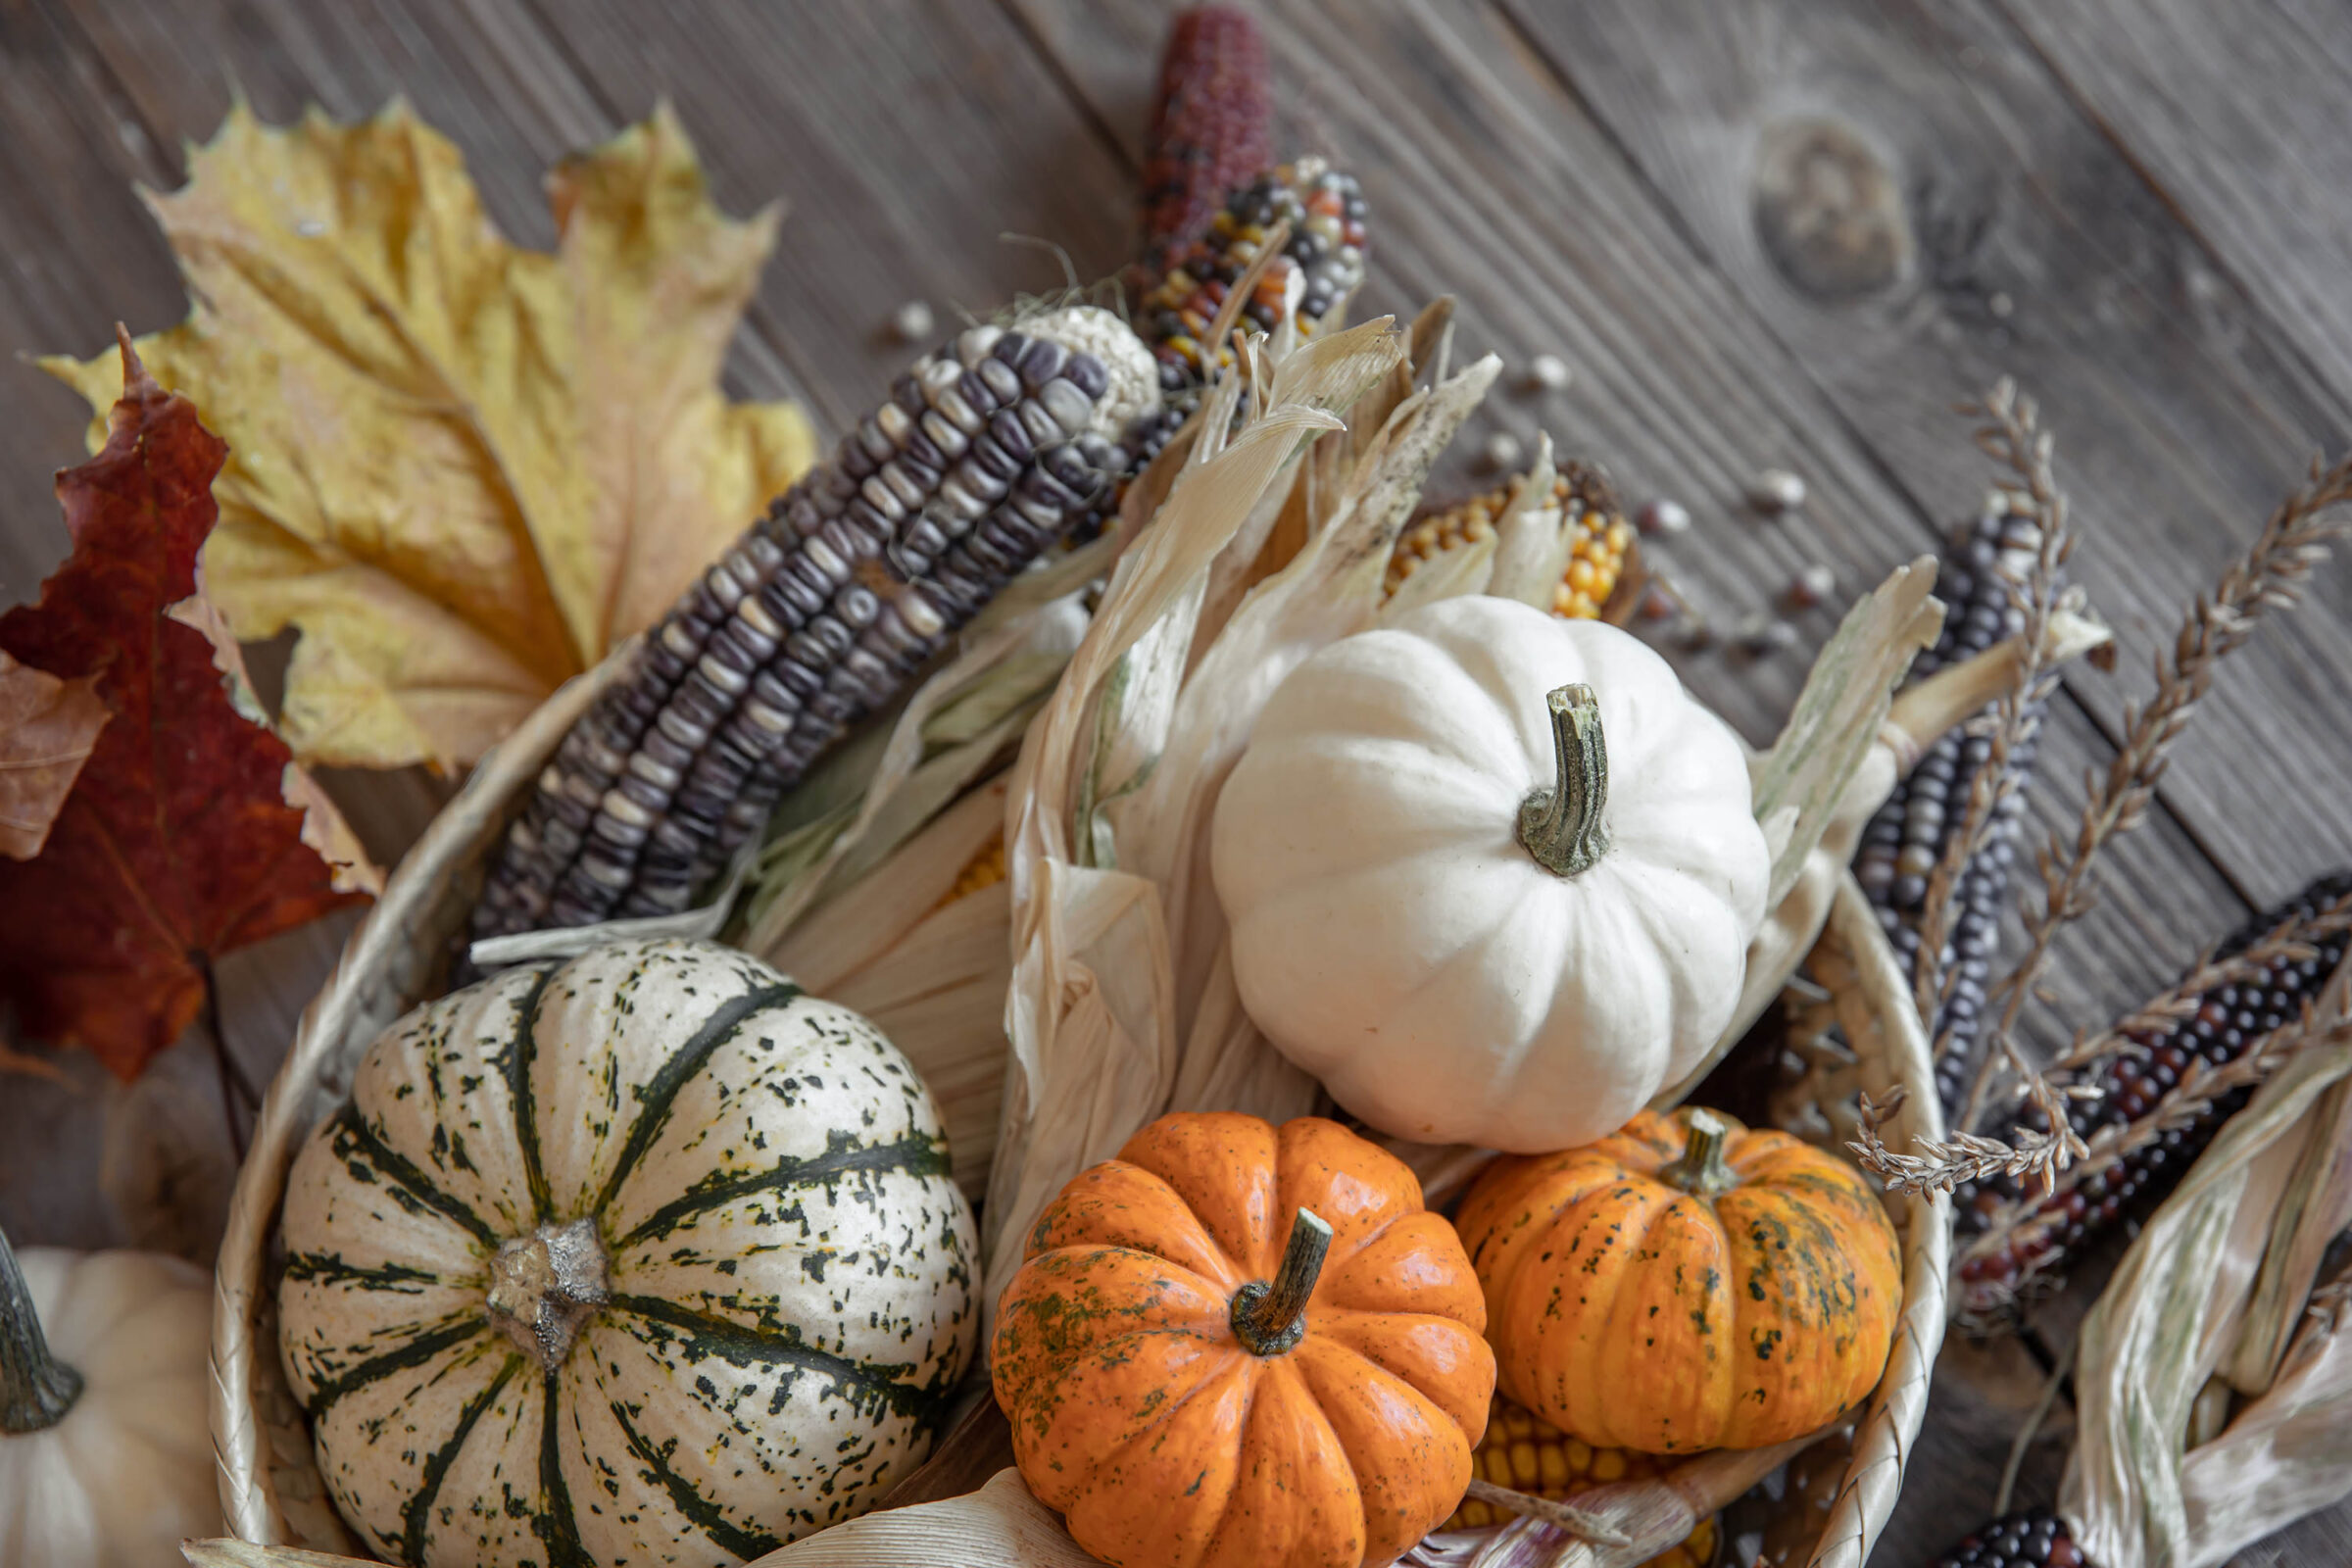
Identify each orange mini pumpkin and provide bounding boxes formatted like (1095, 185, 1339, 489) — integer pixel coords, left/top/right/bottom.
(1454, 1106, 1900, 1454)
(993, 1112, 1495, 1568)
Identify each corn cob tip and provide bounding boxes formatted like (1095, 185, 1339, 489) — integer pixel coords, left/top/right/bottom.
(1141, 5, 1273, 273)
(1012, 304, 1160, 437)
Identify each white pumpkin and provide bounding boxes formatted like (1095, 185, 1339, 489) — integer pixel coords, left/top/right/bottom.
(1211, 595, 1771, 1152)
(0, 1237, 219, 1568)
(277, 938, 979, 1568)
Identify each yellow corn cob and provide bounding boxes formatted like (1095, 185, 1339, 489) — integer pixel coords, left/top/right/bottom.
(1386, 466, 1636, 620)
(937, 830, 1008, 909)
(1446, 1399, 1718, 1568)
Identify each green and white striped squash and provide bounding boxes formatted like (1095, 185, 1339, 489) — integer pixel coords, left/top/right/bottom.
(276, 938, 978, 1568)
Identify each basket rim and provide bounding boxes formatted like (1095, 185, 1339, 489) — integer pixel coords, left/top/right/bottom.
(208, 651, 624, 1547)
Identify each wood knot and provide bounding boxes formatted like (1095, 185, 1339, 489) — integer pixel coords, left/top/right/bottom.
(1752, 119, 1912, 300)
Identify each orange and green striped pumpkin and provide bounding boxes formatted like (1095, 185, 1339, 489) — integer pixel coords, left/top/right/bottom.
(1453, 1106, 1900, 1455)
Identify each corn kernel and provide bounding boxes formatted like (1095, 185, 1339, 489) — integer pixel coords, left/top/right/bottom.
(1537, 1442, 1569, 1490)
(1385, 469, 1632, 619)
(1442, 1397, 1716, 1566)
(1509, 1440, 1540, 1486)
(937, 832, 1007, 909)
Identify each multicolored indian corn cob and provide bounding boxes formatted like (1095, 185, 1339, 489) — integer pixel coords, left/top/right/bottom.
(1853, 501, 2047, 1121)
(1953, 869, 2352, 1306)
(1927, 1506, 2092, 1568)
(1445, 1399, 1718, 1567)
(1138, 162, 1371, 396)
(1386, 464, 1636, 619)
(1139, 6, 1272, 277)
(469, 308, 1159, 942)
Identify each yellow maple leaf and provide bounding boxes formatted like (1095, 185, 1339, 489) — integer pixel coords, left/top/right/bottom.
(46, 100, 815, 770)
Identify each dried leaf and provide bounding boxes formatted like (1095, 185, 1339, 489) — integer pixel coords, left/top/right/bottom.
(164, 590, 381, 896)
(1648, 564, 1940, 1108)
(2225, 1076, 2352, 1393)
(45, 102, 815, 770)
(2176, 1277, 2352, 1562)
(1658, 574, 2111, 1115)
(758, 780, 1010, 997)
(1481, 435, 1573, 610)
(0, 650, 107, 859)
(738, 588, 1092, 952)
(0, 343, 371, 1080)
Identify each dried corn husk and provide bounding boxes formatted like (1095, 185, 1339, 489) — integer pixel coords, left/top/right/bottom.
(738, 562, 1099, 948)
(988, 313, 1502, 1312)
(1400, 1431, 1821, 1568)
(460, 536, 1099, 976)
(2061, 975, 2352, 1568)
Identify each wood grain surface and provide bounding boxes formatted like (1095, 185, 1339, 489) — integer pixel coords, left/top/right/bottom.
(2, 2, 2346, 1562)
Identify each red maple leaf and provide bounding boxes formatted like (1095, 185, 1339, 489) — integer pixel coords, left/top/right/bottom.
(0, 336, 373, 1080)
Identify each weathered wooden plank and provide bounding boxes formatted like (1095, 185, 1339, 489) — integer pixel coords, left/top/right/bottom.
(1503, 0, 2352, 916)
(0, 3, 184, 596)
(55, 0, 820, 411)
(484, 0, 1142, 434)
(1006, 5, 2330, 1560)
(1009, 0, 2245, 1047)
(2003, 0, 2352, 416)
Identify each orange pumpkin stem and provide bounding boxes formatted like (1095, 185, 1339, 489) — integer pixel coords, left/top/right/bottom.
(1517, 683, 1611, 877)
(0, 1227, 81, 1435)
(1659, 1109, 1738, 1198)
(1230, 1206, 1333, 1355)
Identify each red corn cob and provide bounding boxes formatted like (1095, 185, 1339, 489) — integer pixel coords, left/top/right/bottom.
(1139, 6, 1272, 278)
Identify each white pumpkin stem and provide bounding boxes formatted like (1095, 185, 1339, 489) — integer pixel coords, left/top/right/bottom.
(0, 1228, 82, 1434)
(1230, 1207, 1333, 1356)
(485, 1217, 612, 1371)
(1517, 683, 1611, 877)
(1661, 1109, 1739, 1198)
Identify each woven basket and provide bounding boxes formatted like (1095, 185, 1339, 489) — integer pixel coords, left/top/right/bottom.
(209, 651, 624, 1547)
(209, 657, 1947, 1565)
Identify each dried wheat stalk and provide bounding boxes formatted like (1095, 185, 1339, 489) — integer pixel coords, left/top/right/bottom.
(1851, 1083, 2079, 1196)
(1855, 391, 2352, 1195)
(2046, 891, 2352, 1076)
(1910, 382, 2071, 1074)
(1951, 979, 2352, 1284)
